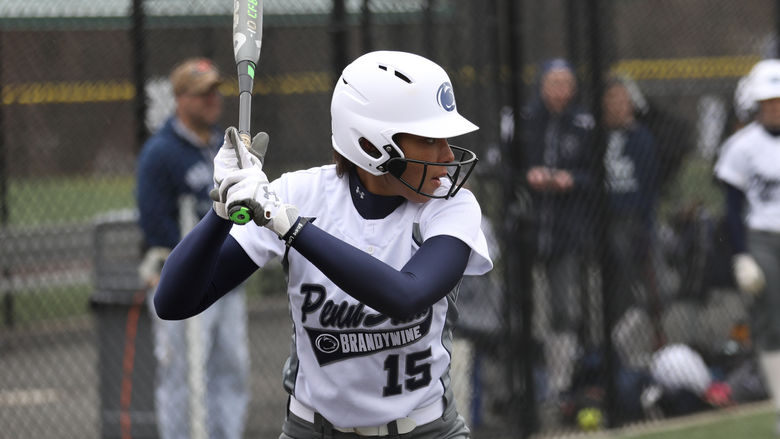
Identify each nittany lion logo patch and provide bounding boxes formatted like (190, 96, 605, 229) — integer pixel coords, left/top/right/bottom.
(436, 82, 456, 112)
(315, 334, 340, 354)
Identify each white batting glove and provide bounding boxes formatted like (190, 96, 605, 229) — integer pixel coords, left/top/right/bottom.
(138, 246, 171, 288)
(732, 253, 766, 295)
(210, 126, 269, 220)
(222, 171, 300, 235)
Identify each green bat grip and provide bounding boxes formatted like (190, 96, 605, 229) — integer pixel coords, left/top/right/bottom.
(228, 206, 252, 225)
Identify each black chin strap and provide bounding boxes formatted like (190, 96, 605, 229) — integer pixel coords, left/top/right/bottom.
(378, 144, 407, 177)
(386, 158, 408, 178)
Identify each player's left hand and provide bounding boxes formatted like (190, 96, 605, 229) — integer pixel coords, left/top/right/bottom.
(211, 127, 269, 219)
(138, 246, 172, 288)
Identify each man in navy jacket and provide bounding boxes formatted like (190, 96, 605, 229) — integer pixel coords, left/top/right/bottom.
(136, 58, 249, 439)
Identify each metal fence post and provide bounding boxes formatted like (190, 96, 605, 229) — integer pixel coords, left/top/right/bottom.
(331, 0, 349, 75)
(566, 0, 580, 72)
(777, 0, 780, 58)
(361, 0, 372, 54)
(423, 0, 436, 58)
(505, 0, 537, 436)
(587, 0, 619, 430)
(0, 29, 12, 330)
(132, 0, 148, 153)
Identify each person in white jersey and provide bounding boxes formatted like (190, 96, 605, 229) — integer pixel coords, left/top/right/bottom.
(715, 58, 780, 436)
(153, 50, 493, 438)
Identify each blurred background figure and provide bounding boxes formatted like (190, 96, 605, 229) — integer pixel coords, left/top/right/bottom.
(136, 57, 250, 439)
(648, 343, 729, 416)
(519, 58, 597, 397)
(715, 58, 780, 436)
(601, 75, 663, 345)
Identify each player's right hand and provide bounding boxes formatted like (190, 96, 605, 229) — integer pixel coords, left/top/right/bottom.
(211, 126, 269, 220)
(732, 253, 765, 295)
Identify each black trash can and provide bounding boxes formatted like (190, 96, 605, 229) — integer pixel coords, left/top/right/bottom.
(89, 209, 158, 439)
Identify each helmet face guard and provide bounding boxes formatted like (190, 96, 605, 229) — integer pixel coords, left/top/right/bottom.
(382, 145, 478, 199)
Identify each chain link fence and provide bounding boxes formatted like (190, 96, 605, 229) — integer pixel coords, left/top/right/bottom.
(0, 0, 777, 438)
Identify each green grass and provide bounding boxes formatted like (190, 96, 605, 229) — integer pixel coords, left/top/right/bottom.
(614, 404, 776, 439)
(0, 174, 286, 328)
(1, 175, 133, 326)
(0, 284, 92, 326)
(7, 175, 135, 226)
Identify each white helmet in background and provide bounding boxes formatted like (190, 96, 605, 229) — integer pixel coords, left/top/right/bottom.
(733, 73, 757, 123)
(331, 50, 479, 198)
(732, 59, 780, 123)
(650, 344, 712, 396)
(747, 59, 780, 102)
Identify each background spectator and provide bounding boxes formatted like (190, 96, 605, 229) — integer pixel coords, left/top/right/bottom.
(518, 58, 598, 396)
(136, 57, 250, 439)
(601, 75, 663, 343)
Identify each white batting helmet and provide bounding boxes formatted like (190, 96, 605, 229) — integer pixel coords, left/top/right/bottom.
(330, 51, 479, 198)
(748, 59, 780, 102)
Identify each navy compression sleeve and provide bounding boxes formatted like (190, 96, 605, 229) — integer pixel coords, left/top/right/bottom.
(290, 222, 471, 320)
(156, 211, 472, 321)
(154, 209, 258, 320)
(724, 183, 747, 254)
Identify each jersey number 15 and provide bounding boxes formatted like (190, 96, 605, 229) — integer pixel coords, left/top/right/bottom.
(382, 348, 432, 397)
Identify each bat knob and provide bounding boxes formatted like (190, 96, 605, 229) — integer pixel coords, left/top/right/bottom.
(228, 206, 252, 225)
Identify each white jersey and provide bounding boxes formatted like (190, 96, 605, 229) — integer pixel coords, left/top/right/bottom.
(715, 122, 780, 233)
(230, 164, 492, 427)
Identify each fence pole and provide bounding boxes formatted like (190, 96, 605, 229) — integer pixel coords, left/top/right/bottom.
(131, 0, 148, 152)
(331, 0, 349, 75)
(587, 0, 619, 429)
(0, 30, 12, 330)
(360, 0, 372, 54)
(504, 0, 537, 436)
(777, 0, 780, 58)
(566, 0, 580, 71)
(423, 0, 436, 58)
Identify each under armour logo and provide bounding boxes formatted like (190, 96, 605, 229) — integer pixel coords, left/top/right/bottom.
(355, 185, 365, 200)
(262, 185, 281, 206)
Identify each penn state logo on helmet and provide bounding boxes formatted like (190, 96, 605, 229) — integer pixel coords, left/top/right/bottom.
(436, 82, 456, 112)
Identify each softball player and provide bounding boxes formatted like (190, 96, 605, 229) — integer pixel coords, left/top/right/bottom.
(153, 51, 493, 438)
(715, 58, 780, 434)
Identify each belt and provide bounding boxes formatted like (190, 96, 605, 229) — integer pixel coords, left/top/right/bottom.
(288, 395, 444, 436)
